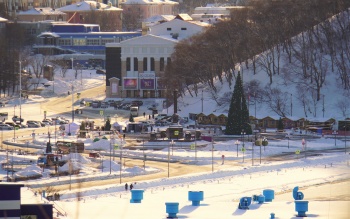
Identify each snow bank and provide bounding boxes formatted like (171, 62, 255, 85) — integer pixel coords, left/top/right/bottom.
(62, 153, 91, 164)
(15, 164, 42, 177)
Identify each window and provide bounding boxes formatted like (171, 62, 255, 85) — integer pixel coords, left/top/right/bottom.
(167, 28, 172, 31)
(160, 58, 164, 71)
(86, 39, 99, 45)
(134, 58, 138, 71)
(150, 58, 155, 71)
(143, 57, 147, 71)
(167, 57, 171, 64)
(73, 38, 86, 46)
(181, 27, 187, 30)
(126, 58, 131, 71)
(101, 39, 114, 45)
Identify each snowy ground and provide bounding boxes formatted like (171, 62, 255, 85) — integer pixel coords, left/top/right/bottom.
(0, 67, 349, 219)
(1, 133, 349, 219)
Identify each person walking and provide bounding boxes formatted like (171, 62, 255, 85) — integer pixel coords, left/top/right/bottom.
(130, 183, 134, 190)
(143, 112, 146, 118)
(125, 183, 128, 191)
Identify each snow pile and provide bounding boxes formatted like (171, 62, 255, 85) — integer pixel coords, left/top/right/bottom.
(59, 160, 84, 172)
(62, 153, 91, 164)
(100, 160, 121, 171)
(86, 139, 111, 151)
(15, 164, 42, 177)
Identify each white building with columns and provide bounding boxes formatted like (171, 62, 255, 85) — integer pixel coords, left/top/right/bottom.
(105, 17, 210, 98)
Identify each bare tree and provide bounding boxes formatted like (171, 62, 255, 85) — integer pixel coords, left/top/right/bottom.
(262, 86, 289, 117)
(336, 99, 349, 117)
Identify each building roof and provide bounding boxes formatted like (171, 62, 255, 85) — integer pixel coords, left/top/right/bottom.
(144, 14, 175, 23)
(18, 7, 66, 15)
(174, 14, 193, 21)
(58, 1, 122, 12)
(120, 34, 178, 45)
(121, 0, 178, 5)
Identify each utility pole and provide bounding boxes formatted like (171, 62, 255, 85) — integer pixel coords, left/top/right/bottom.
(19, 61, 22, 125)
(201, 90, 203, 113)
(290, 93, 293, 117)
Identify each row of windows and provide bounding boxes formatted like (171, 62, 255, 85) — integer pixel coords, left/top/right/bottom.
(166, 27, 187, 31)
(56, 37, 125, 46)
(126, 57, 171, 72)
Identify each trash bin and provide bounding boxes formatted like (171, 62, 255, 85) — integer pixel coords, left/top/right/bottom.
(150, 132, 156, 141)
(185, 132, 191, 140)
(195, 130, 201, 140)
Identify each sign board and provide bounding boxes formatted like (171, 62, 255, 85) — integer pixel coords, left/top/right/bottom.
(174, 131, 179, 136)
(295, 150, 301, 155)
(190, 144, 195, 150)
(241, 147, 246, 152)
(114, 144, 119, 149)
(100, 110, 103, 116)
(0, 112, 8, 121)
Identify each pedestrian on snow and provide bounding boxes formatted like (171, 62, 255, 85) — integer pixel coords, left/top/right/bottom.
(149, 115, 151, 120)
(130, 183, 134, 190)
(125, 183, 128, 191)
(143, 112, 146, 118)
(123, 134, 126, 139)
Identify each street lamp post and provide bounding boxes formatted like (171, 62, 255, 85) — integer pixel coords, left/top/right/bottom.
(170, 140, 175, 155)
(211, 135, 214, 172)
(302, 138, 306, 159)
(110, 135, 114, 174)
(19, 61, 22, 125)
(332, 131, 338, 146)
(344, 126, 347, 154)
(241, 130, 246, 148)
(235, 140, 240, 157)
(120, 138, 123, 184)
(253, 130, 259, 166)
(168, 140, 170, 178)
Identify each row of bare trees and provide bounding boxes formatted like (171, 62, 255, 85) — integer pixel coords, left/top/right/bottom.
(162, 0, 350, 117)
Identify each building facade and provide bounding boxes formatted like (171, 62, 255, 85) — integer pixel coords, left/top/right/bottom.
(105, 18, 209, 98)
(120, 0, 179, 21)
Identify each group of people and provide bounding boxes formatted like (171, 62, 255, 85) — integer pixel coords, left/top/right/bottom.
(124, 182, 136, 191)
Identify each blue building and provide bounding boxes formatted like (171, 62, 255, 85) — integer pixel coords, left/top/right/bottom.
(0, 183, 53, 219)
(32, 23, 142, 68)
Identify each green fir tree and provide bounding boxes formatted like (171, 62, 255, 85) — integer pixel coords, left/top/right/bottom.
(225, 72, 252, 135)
(277, 117, 284, 131)
(104, 118, 111, 131)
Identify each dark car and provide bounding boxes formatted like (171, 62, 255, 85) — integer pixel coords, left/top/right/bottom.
(12, 116, 24, 123)
(96, 69, 106, 75)
(0, 102, 5, 107)
(131, 100, 143, 106)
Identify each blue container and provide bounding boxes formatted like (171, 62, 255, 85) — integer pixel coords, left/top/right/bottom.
(263, 189, 275, 202)
(165, 202, 179, 218)
(293, 186, 304, 200)
(188, 191, 204, 206)
(258, 195, 265, 204)
(295, 200, 309, 217)
(270, 212, 275, 219)
(130, 189, 144, 203)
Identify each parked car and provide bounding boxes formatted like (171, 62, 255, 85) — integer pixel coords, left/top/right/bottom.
(131, 100, 143, 106)
(12, 116, 24, 123)
(0, 102, 5, 107)
(26, 121, 41, 128)
(0, 124, 14, 130)
(96, 69, 106, 75)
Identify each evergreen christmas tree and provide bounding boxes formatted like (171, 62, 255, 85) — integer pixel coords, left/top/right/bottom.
(129, 113, 134, 122)
(225, 72, 252, 135)
(105, 118, 111, 131)
(277, 117, 284, 131)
